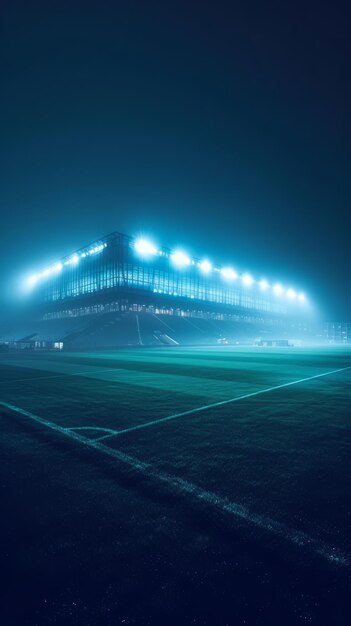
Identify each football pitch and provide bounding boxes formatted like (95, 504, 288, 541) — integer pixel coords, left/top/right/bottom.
(0, 346, 350, 625)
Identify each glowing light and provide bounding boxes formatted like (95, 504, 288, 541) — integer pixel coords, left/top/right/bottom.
(52, 262, 63, 273)
(221, 267, 237, 281)
(259, 279, 269, 291)
(22, 233, 308, 308)
(87, 243, 106, 256)
(171, 250, 191, 266)
(273, 283, 284, 296)
(199, 260, 212, 273)
(242, 273, 254, 286)
(65, 254, 79, 266)
(135, 238, 158, 257)
(27, 274, 39, 287)
(26, 260, 62, 288)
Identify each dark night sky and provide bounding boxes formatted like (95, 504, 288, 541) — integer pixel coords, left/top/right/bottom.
(1, 0, 350, 320)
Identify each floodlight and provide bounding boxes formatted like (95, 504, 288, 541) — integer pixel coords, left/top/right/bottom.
(242, 273, 254, 286)
(287, 288, 297, 299)
(298, 292, 305, 301)
(221, 267, 237, 280)
(273, 283, 283, 295)
(259, 279, 269, 291)
(88, 243, 105, 256)
(199, 260, 212, 273)
(52, 262, 63, 273)
(134, 238, 158, 257)
(27, 274, 39, 287)
(171, 250, 191, 266)
(67, 254, 79, 266)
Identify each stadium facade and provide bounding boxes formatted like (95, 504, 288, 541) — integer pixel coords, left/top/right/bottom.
(9, 231, 314, 349)
(28, 231, 307, 319)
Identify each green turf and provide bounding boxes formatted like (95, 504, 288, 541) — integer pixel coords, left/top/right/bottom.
(0, 345, 350, 625)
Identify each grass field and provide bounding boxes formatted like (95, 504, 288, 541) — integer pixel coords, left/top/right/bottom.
(0, 346, 350, 625)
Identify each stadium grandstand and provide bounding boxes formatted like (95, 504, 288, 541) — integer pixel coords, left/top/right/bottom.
(2, 231, 316, 350)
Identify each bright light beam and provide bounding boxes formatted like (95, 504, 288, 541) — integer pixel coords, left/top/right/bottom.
(221, 267, 237, 281)
(273, 283, 284, 296)
(171, 250, 191, 266)
(134, 238, 158, 257)
(259, 279, 269, 291)
(242, 273, 254, 286)
(27, 274, 39, 288)
(199, 260, 212, 273)
(65, 254, 80, 266)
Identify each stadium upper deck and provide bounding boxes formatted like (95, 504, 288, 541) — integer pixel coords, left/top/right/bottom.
(25, 231, 309, 321)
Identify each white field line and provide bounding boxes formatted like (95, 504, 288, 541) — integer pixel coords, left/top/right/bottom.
(0, 399, 348, 567)
(97, 365, 351, 439)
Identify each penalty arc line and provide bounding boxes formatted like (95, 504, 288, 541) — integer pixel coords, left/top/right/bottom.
(0, 399, 349, 567)
(97, 365, 351, 440)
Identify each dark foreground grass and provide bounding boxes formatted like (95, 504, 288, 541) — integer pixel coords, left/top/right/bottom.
(0, 346, 350, 625)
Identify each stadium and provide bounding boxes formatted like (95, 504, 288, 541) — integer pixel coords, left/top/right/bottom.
(0, 231, 350, 626)
(1, 0, 350, 623)
(4, 230, 314, 350)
